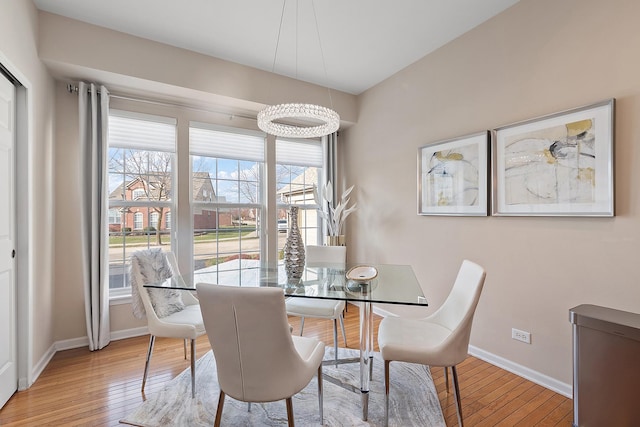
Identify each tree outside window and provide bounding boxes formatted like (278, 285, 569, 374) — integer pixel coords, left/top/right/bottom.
(107, 111, 176, 294)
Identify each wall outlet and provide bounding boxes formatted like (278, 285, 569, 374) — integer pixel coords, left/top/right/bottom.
(512, 328, 531, 344)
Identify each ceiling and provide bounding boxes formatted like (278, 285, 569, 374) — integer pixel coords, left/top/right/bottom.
(33, 0, 519, 96)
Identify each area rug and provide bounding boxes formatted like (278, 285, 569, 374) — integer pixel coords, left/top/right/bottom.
(120, 348, 445, 426)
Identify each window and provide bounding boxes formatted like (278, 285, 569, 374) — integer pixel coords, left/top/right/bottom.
(105, 105, 327, 299)
(150, 212, 159, 229)
(108, 209, 120, 225)
(107, 110, 176, 296)
(276, 138, 323, 255)
(190, 123, 264, 285)
(132, 188, 145, 199)
(133, 212, 143, 230)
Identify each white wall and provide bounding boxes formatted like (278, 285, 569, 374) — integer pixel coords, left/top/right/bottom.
(0, 0, 56, 382)
(343, 0, 640, 387)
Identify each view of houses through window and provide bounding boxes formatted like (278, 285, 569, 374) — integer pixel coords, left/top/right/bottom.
(107, 111, 324, 296)
(107, 111, 176, 296)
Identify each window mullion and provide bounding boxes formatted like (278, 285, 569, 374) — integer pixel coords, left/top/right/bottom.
(264, 134, 277, 270)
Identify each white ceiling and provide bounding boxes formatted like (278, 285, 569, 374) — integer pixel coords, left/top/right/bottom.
(33, 0, 518, 95)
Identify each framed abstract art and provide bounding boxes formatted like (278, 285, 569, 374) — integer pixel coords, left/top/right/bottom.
(418, 131, 489, 216)
(492, 99, 614, 216)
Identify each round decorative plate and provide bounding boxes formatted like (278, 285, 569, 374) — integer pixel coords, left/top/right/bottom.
(346, 265, 378, 282)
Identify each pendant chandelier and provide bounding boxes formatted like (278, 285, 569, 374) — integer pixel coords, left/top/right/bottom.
(257, 0, 340, 139)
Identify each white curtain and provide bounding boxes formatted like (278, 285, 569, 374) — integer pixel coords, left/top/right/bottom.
(325, 131, 339, 204)
(79, 82, 111, 351)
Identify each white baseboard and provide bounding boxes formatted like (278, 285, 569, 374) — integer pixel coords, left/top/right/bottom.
(54, 327, 149, 352)
(27, 343, 56, 390)
(373, 307, 573, 399)
(110, 326, 149, 341)
(372, 305, 395, 318)
(468, 345, 572, 398)
(55, 336, 89, 351)
(24, 327, 150, 391)
(33, 316, 574, 400)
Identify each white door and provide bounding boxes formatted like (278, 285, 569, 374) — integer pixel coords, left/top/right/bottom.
(0, 72, 17, 409)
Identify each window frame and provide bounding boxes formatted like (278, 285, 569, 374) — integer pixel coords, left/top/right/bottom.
(107, 109, 177, 300)
(105, 104, 328, 300)
(189, 123, 267, 285)
(275, 137, 325, 248)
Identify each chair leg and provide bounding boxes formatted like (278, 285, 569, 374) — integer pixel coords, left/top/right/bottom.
(451, 365, 464, 427)
(248, 402, 252, 412)
(384, 360, 390, 427)
(183, 339, 188, 360)
(444, 366, 449, 393)
(141, 335, 155, 392)
(333, 319, 339, 364)
(370, 355, 374, 381)
(214, 391, 225, 427)
(286, 397, 295, 427)
(190, 339, 196, 398)
(339, 313, 347, 347)
(317, 364, 323, 423)
(299, 317, 305, 335)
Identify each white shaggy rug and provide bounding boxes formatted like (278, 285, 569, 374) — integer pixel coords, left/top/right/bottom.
(120, 348, 445, 426)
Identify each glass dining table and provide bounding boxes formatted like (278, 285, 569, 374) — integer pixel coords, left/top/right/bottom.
(144, 262, 428, 421)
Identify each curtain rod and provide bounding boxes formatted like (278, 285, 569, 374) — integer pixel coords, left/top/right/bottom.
(66, 83, 257, 122)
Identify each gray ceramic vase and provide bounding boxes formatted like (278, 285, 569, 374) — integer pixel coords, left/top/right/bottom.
(283, 206, 305, 281)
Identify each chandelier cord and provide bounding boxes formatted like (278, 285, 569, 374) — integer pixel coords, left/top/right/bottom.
(295, 0, 299, 79)
(257, 0, 340, 138)
(311, 0, 334, 110)
(269, 0, 288, 75)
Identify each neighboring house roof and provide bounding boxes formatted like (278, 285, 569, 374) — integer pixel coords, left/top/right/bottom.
(192, 171, 216, 201)
(109, 171, 216, 201)
(277, 167, 318, 197)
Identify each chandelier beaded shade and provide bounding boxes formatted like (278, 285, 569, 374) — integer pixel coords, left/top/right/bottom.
(258, 103, 339, 138)
(257, 0, 339, 139)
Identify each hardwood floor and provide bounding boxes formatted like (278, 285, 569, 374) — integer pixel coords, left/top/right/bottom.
(0, 305, 572, 426)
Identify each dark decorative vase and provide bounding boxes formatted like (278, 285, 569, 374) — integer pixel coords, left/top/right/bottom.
(283, 206, 305, 281)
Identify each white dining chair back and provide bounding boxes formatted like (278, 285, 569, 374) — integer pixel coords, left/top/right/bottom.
(423, 260, 486, 366)
(131, 249, 205, 398)
(305, 245, 347, 265)
(378, 259, 486, 427)
(197, 284, 325, 427)
(286, 245, 348, 362)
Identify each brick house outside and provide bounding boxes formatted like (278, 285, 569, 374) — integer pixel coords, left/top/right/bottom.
(108, 172, 228, 233)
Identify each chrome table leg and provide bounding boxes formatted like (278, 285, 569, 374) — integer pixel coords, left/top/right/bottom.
(359, 283, 372, 421)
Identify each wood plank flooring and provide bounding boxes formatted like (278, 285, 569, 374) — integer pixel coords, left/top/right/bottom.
(0, 305, 572, 426)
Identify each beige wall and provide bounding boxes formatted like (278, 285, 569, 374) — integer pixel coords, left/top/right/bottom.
(52, 83, 91, 340)
(343, 0, 640, 387)
(35, 0, 640, 391)
(37, 11, 358, 125)
(40, 10, 360, 340)
(0, 0, 56, 376)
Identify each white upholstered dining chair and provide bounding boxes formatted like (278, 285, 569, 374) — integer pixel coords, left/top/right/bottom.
(130, 249, 205, 398)
(377, 259, 486, 427)
(196, 283, 325, 427)
(285, 245, 347, 362)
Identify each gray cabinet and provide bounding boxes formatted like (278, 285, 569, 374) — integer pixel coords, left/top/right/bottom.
(570, 304, 640, 427)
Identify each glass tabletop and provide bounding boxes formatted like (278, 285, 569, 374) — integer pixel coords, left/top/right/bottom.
(144, 263, 428, 307)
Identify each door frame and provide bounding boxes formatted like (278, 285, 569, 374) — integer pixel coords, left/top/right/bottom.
(0, 54, 33, 391)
